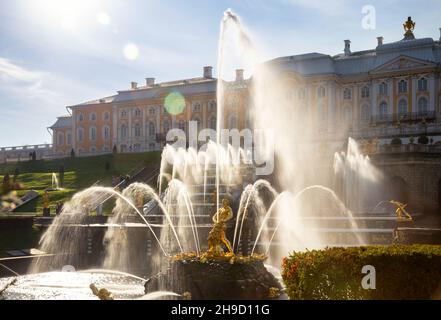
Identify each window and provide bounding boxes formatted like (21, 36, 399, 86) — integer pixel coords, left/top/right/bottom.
(77, 113, 84, 122)
(90, 147, 96, 153)
(379, 101, 388, 119)
(57, 133, 64, 146)
(343, 107, 352, 122)
(163, 120, 170, 133)
(103, 126, 110, 140)
(89, 113, 97, 121)
(418, 78, 428, 92)
(193, 103, 201, 112)
(178, 120, 186, 131)
(90, 126, 97, 141)
(398, 80, 408, 94)
(210, 117, 217, 130)
(228, 114, 238, 129)
(134, 108, 141, 117)
(361, 104, 370, 121)
(134, 123, 141, 137)
(148, 122, 155, 136)
(121, 110, 127, 118)
(317, 86, 326, 98)
(379, 82, 388, 95)
(77, 128, 84, 142)
(361, 86, 370, 98)
(103, 112, 110, 121)
(418, 97, 428, 115)
(343, 88, 352, 100)
(398, 99, 408, 116)
(121, 125, 128, 139)
(209, 101, 216, 111)
(149, 107, 156, 116)
(67, 132, 72, 145)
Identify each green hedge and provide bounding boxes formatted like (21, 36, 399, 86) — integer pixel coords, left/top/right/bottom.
(282, 245, 441, 300)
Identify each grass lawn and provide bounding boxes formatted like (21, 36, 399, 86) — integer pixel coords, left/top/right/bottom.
(0, 151, 161, 214)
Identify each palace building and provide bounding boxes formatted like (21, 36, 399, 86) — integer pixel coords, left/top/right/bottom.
(48, 18, 441, 159)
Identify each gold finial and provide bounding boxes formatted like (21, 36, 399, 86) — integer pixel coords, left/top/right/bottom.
(403, 16, 415, 40)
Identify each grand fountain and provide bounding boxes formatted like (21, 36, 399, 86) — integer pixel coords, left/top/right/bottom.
(0, 10, 390, 300)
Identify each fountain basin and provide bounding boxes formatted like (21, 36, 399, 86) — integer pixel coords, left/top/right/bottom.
(145, 255, 283, 300)
(0, 271, 146, 300)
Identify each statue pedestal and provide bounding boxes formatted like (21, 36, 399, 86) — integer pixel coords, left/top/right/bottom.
(145, 255, 283, 300)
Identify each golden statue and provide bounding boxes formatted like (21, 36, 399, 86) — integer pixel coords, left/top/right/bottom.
(205, 198, 234, 257)
(43, 191, 50, 209)
(403, 17, 415, 39)
(90, 283, 114, 300)
(390, 200, 413, 222)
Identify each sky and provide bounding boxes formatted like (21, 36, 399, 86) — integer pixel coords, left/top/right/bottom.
(0, 0, 440, 147)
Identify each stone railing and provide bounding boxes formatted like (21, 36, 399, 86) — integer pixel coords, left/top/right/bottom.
(0, 144, 53, 163)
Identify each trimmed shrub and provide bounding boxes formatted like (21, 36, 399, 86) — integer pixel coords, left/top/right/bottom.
(390, 137, 402, 145)
(282, 245, 441, 300)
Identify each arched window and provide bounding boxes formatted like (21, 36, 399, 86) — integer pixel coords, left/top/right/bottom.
(163, 120, 170, 133)
(149, 122, 155, 136)
(89, 113, 97, 121)
(57, 132, 64, 146)
(228, 114, 238, 129)
(379, 101, 388, 119)
(121, 124, 128, 139)
(178, 120, 186, 131)
(77, 113, 84, 122)
(209, 117, 217, 130)
(209, 101, 216, 111)
(398, 99, 408, 117)
(193, 103, 201, 112)
(343, 88, 352, 100)
(343, 106, 352, 122)
(134, 123, 141, 137)
(361, 104, 370, 121)
(398, 80, 408, 93)
(120, 110, 127, 118)
(418, 78, 428, 92)
(379, 82, 388, 95)
(66, 132, 72, 145)
(361, 86, 370, 98)
(103, 112, 110, 121)
(77, 128, 84, 142)
(317, 86, 326, 98)
(149, 107, 156, 116)
(134, 108, 141, 117)
(418, 97, 428, 115)
(103, 126, 110, 140)
(89, 126, 97, 141)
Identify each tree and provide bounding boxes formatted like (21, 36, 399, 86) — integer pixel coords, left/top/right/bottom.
(70, 148, 76, 158)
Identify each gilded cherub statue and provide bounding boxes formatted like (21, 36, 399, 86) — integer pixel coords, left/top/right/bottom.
(390, 200, 413, 222)
(90, 283, 114, 300)
(206, 198, 234, 257)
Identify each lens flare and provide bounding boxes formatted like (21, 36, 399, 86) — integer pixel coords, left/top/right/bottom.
(164, 92, 186, 115)
(123, 43, 139, 60)
(97, 12, 111, 25)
